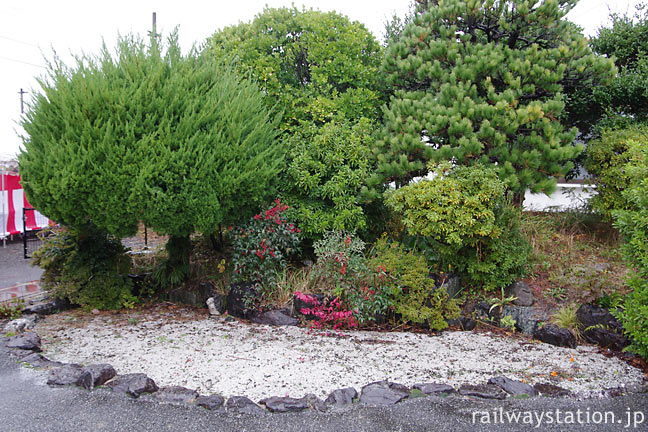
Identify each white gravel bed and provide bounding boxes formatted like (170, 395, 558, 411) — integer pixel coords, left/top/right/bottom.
(36, 308, 645, 401)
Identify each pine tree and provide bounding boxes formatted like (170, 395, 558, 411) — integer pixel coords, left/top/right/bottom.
(19, 31, 282, 282)
(370, 0, 616, 202)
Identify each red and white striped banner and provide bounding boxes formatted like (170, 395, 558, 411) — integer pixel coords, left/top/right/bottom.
(1, 172, 51, 238)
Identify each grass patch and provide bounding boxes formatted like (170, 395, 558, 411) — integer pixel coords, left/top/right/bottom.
(409, 388, 427, 398)
(521, 211, 629, 305)
(550, 304, 583, 341)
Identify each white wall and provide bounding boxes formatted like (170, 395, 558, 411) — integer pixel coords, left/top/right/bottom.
(523, 184, 596, 212)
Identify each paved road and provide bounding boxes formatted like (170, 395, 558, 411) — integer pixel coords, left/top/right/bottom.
(0, 238, 42, 289)
(1, 347, 646, 432)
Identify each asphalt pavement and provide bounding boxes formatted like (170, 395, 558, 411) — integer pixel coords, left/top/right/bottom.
(1, 346, 647, 432)
(0, 237, 42, 289)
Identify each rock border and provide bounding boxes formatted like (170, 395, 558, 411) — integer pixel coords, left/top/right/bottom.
(3, 318, 648, 416)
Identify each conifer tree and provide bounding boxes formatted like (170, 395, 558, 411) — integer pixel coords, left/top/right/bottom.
(19, 31, 282, 282)
(370, 0, 616, 202)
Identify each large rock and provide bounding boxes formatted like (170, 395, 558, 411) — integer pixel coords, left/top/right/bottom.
(325, 387, 358, 407)
(106, 373, 158, 398)
(501, 306, 548, 335)
(259, 396, 310, 413)
(22, 298, 71, 315)
(168, 282, 214, 308)
(47, 364, 84, 386)
(474, 301, 500, 323)
(3, 315, 37, 334)
(251, 310, 298, 326)
(533, 323, 577, 348)
(197, 394, 225, 411)
(533, 383, 571, 397)
(19, 353, 64, 369)
(76, 364, 117, 390)
(458, 384, 507, 400)
(506, 281, 535, 307)
(577, 304, 629, 351)
(6, 332, 41, 351)
(206, 296, 225, 316)
(441, 274, 462, 299)
(446, 317, 476, 331)
(227, 283, 260, 319)
(155, 386, 199, 404)
(488, 376, 537, 397)
(413, 383, 456, 396)
(225, 396, 266, 415)
(359, 380, 410, 406)
(302, 394, 327, 412)
(7, 348, 37, 359)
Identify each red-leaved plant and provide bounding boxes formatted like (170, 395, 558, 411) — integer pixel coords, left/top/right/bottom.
(295, 291, 358, 331)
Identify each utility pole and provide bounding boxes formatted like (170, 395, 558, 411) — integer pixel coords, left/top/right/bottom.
(148, 12, 159, 44)
(19, 88, 26, 114)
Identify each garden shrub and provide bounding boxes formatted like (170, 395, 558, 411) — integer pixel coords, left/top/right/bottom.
(585, 125, 648, 220)
(387, 164, 530, 291)
(32, 224, 136, 310)
(311, 231, 367, 296)
(231, 200, 301, 293)
(370, 237, 459, 330)
(307, 231, 459, 329)
(283, 118, 375, 241)
(310, 231, 395, 325)
(612, 137, 648, 359)
(20, 31, 284, 284)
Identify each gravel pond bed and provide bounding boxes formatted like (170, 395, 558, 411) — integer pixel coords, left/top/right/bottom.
(34, 305, 646, 401)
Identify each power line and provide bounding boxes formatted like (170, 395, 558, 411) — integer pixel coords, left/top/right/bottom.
(0, 35, 40, 49)
(0, 55, 45, 69)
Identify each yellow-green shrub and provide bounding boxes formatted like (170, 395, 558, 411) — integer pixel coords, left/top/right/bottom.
(387, 164, 529, 291)
(371, 237, 459, 330)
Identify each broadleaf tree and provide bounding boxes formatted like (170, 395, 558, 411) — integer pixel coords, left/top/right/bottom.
(19, 31, 283, 283)
(566, 3, 648, 135)
(368, 0, 616, 203)
(208, 7, 385, 239)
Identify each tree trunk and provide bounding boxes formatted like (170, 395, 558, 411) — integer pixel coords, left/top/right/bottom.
(160, 234, 192, 286)
(511, 190, 525, 208)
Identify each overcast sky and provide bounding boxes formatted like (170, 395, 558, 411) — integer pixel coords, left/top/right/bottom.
(0, 0, 644, 158)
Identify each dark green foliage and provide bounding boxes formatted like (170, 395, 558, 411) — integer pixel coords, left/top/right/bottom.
(371, 0, 615, 196)
(32, 225, 136, 310)
(617, 276, 648, 359)
(155, 235, 192, 289)
(388, 164, 529, 290)
(371, 237, 459, 330)
(567, 4, 648, 135)
(20, 31, 282, 283)
(592, 3, 648, 70)
(283, 118, 374, 239)
(584, 125, 648, 219)
(612, 137, 648, 359)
